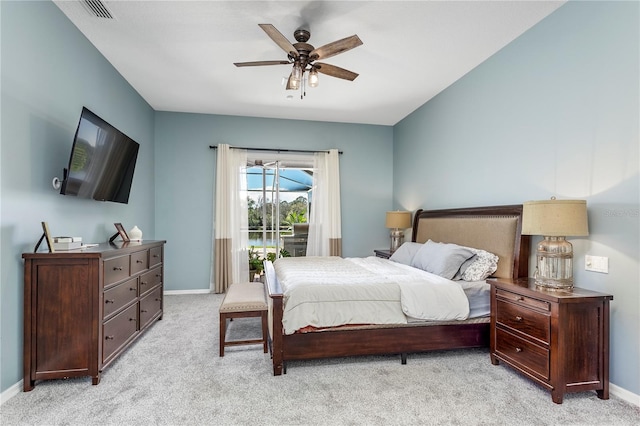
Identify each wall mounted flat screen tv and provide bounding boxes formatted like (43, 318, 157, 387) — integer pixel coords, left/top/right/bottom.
(60, 107, 139, 204)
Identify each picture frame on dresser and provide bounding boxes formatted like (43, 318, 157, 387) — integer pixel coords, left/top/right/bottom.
(33, 221, 55, 253)
(109, 222, 130, 243)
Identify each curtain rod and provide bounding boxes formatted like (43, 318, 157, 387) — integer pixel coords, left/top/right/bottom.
(209, 145, 342, 155)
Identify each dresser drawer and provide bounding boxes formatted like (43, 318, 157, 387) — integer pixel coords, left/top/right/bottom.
(130, 250, 148, 275)
(139, 266, 162, 296)
(495, 328, 549, 380)
(149, 246, 163, 267)
(140, 286, 162, 329)
(496, 288, 550, 312)
(104, 256, 130, 286)
(496, 300, 550, 344)
(103, 304, 138, 363)
(103, 277, 138, 319)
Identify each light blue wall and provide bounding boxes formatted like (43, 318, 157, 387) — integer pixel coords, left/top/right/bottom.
(1, 1, 155, 392)
(394, 1, 639, 395)
(154, 112, 393, 292)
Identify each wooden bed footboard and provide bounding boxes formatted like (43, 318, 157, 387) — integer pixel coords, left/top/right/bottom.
(264, 204, 529, 376)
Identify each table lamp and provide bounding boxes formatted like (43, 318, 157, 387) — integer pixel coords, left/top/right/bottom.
(386, 211, 412, 253)
(522, 198, 589, 290)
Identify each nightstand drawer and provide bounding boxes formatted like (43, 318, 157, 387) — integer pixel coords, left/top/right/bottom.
(496, 300, 550, 344)
(496, 288, 550, 312)
(495, 328, 549, 380)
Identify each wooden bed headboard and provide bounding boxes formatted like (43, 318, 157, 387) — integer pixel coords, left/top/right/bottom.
(411, 205, 530, 280)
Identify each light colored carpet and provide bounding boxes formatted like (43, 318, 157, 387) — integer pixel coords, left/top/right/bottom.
(1, 294, 638, 425)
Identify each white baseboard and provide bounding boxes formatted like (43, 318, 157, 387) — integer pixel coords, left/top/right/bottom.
(1, 380, 22, 406)
(163, 289, 212, 295)
(610, 383, 640, 407)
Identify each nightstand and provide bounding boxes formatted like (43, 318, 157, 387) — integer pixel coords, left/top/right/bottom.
(374, 249, 392, 259)
(488, 278, 613, 404)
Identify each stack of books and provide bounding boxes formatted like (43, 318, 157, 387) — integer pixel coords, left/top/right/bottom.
(53, 236, 83, 251)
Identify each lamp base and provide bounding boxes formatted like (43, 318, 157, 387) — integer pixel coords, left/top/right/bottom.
(533, 236, 574, 290)
(389, 229, 404, 253)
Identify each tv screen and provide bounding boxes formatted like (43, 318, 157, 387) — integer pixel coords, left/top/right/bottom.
(60, 107, 139, 204)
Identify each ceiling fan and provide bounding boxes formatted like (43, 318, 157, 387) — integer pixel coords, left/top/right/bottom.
(234, 24, 363, 98)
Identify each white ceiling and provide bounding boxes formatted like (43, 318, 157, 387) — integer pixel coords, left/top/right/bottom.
(53, 0, 565, 126)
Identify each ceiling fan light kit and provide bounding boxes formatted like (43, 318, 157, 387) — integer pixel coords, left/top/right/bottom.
(234, 24, 362, 99)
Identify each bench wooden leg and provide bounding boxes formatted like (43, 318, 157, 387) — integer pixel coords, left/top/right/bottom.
(219, 313, 227, 357)
(261, 311, 268, 353)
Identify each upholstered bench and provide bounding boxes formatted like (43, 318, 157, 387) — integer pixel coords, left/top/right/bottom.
(219, 281, 268, 357)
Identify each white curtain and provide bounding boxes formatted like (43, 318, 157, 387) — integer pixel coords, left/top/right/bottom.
(307, 149, 342, 256)
(211, 144, 249, 293)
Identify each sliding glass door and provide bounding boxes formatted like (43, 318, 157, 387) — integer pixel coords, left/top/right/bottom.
(246, 155, 313, 277)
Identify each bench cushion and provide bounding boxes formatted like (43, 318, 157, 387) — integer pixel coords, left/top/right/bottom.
(220, 282, 267, 313)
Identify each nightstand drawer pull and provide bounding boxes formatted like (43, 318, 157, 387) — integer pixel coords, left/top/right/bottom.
(517, 297, 525, 301)
(515, 347, 523, 353)
(113, 266, 123, 271)
(105, 299, 115, 304)
(105, 335, 115, 340)
(515, 316, 523, 322)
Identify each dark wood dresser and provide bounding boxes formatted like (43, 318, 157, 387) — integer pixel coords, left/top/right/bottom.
(488, 278, 612, 404)
(22, 240, 165, 390)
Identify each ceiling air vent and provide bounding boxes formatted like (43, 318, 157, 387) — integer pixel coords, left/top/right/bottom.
(83, 0, 114, 19)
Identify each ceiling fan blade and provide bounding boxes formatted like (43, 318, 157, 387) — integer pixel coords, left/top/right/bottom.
(310, 35, 362, 61)
(259, 24, 299, 58)
(314, 63, 359, 81)
(234, 60, 291, 67)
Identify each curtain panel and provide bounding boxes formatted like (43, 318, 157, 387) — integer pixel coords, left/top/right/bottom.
(307, 149, 342, 256)
(211, 144, 249, 293)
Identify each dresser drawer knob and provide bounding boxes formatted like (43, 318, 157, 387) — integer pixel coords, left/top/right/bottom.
(155, 298, 161, 302)
(129, 317, 137, 322)
(153, 254, 159, 258)
(515, 347, 523, 353)
(130, 287, 136, 291)
(105, 335, 115, 340)
(141, 281, 147, 286)
(517, 297, 525, 302)
(515, 316, 523, 322)
(141, 309, 148, 313)
(105, 299, 115, 304)
(156, 274, 161, 278)
(113, 266, 123, 271)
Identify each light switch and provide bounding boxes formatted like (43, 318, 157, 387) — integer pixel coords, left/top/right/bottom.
(585, 255, 609, 273)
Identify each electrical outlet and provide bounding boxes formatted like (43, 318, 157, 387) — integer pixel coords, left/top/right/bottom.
(585, 255, 609, 273)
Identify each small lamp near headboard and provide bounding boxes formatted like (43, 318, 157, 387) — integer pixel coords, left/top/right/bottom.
(522, 197, 589, 290)
(386, 211, 412, 253)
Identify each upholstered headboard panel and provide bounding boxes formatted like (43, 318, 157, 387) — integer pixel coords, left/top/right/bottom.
(412, 205, 529, 280)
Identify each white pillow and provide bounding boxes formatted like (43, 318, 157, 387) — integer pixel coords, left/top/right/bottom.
(389, 242, 423, 265)
(410, 240, 475, 279)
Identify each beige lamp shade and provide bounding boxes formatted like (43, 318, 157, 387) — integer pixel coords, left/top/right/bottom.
(522, 199, 589, 237)
(386, 211, 412, 229)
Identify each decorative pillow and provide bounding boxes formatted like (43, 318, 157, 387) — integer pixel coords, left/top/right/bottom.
(410, 240, 475, 279)
(453, 255, 478, 280)
(459, 247, 499, 281)
(389, 242, 423, 265)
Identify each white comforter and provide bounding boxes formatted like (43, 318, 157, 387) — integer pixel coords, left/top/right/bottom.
(273, 256, 470, 335)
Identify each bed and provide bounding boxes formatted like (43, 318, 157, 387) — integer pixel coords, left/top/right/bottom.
(264, 205, 530, 375)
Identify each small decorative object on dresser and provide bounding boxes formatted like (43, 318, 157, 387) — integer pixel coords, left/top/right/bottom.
(373, 249, 392, 259)
(129, 225, 143, 241)
(488, 277, 612, 404)
(22, 240, 165, 390)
